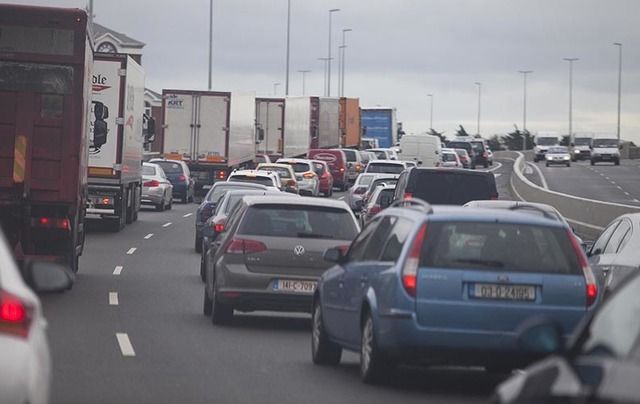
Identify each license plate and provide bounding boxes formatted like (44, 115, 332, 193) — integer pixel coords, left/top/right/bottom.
(472, 283, 536, 301)
(272, 279, 316, 294)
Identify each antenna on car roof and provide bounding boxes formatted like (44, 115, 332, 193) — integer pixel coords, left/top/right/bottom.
(389, 199, 433, 214)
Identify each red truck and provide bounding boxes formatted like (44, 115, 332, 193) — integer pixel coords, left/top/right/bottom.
(0, 5, 105, 273)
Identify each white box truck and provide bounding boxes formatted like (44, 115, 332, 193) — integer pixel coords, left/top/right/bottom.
(283, 96, 340, 157)
(87, 53, 151, 231)
(255, 97, 285, 156)
(161, 90, 257, 195)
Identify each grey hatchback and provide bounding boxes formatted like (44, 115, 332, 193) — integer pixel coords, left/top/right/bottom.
(203, 196, 360, 325)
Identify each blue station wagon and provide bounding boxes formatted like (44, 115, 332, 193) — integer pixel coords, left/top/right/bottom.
(311, 200, 598, 383)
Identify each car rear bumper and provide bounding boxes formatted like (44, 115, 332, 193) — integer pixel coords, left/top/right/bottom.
(217, 289, 313, 313)
(142, 188, 164, 205)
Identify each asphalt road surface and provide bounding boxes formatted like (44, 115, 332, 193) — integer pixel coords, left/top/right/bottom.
(522, 158, 640, 206)
(42, 196, 507, 404)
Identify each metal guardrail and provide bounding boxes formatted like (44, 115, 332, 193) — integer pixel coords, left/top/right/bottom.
(499, 151, 640, 240)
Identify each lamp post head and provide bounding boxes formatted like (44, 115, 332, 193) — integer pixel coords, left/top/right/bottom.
(329, 8, 340, 13)
(343, 28, 352, 33)
(613, 42, 622, 47)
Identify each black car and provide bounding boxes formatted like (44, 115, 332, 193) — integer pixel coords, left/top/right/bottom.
(469, 140, 490, 168)
(492, 271, 640, 404)
(149, 159, 195, 203)
(194, 182, 269, 252)
(392, 167, 498, 205)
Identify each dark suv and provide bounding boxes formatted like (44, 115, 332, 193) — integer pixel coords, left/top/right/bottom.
(392, 167, 498, 205)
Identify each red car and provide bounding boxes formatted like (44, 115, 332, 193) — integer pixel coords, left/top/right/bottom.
(312, 160, 334, 197)
(307, 149, 348, 191)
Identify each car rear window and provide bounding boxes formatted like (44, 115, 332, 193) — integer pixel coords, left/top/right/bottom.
(408, 171, 496, 205)
(239, 205, 358, 240)
(228, 175, 274, 186)
(375, 188, 395, 206)
(368, 178, 398, 192)
(259, 166, 292, 179)
(312, 162, 326, 175)
(342, 149, 357, 161)
(280, 162, 311, 173)
(367, 163, 404, 174)
(142, 165, 156, 175)
(421, 222, 580, 274)
(442, 153, 457, 162)
(447, 142, 472, 152)
(357, 175, 375, 186)
(154, 161, 183, 174)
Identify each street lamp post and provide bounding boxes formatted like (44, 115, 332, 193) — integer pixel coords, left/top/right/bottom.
(327, 8, 340, 97)
(273, 82, 281, 96)
(208, 0, 213, 90)
(614, 43, 622, 143)
(563, 58, 579, 144)
(285, 0, 291, 95)
(427, 94, 434, 130)
(519, 70, 533, 150)
(339, 28, 352, 97)
(318, 57, 332, 96)
(297, 70, 311, 96)
(474, 82, 482, 136)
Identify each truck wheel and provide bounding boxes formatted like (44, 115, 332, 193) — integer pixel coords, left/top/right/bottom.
(132, 186, 140, 222)
(125, 187, 134, 224)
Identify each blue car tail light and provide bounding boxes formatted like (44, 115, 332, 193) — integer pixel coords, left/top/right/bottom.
(402, 223, 427, 298)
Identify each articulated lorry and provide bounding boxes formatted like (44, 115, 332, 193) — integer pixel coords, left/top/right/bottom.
(339, 97, 361, 148)
(361, 107, 397, 148)
(0, 5, 103, 272)
(283, 97, 340, 157)
(86, 53, 152, 231)
(161, 90, 257, 195)
(255, 97, 285, 155)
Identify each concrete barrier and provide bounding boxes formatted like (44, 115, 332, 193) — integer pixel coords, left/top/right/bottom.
(498, 151, 640, 240)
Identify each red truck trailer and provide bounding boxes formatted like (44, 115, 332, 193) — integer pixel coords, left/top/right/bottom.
(0, 5, 104, 273)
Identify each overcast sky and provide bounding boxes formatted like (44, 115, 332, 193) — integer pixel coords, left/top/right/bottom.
(9, 0, 640, 143)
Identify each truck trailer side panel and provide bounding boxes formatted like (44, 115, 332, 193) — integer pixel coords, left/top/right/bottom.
(228, 92, 257, 167)
(340, 97, 361, 148)
(318, 97, 340, 149)
(256, 98, 284, 155)
(283, 97, 312, 157)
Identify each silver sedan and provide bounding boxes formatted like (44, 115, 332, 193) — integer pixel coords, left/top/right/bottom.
(142, 162, 173, 211)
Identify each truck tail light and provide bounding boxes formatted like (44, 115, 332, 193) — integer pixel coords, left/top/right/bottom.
(0, 290, 32, 338)
(216, 170, 227, 180)
(567, 229, 598, 307)
(144, 180, 160, 187)
(225, 239, 267, 254)
(402, 223, 427, 298)
(32, 217, 70, 230)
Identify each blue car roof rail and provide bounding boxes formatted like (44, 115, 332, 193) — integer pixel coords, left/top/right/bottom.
(389, 199, 433, 214)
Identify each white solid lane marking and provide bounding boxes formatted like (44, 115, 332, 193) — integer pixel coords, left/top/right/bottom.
(162, 222, 172, 227)
(494, 173, 502, 178)
(113, 266, 123, 275)
(144, 233, 153, 239)
(116, 333, 136, 357)
(526, 162, 549, 189)
(486, 162, 503, 172)
(605, 177, 610, 180)
(524, 165, 534, 175)
(126, 248, 136, 255)
(109, 292, 119, 306)
(183, 213, 193, 218)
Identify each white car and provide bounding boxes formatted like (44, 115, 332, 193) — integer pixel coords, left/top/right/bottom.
(227, 169, 282, 190)
(545, 146, 571, 167)
(364, 160, 408, 175)
(591, 138, 621, 166)
(439, 148, 463, 168)
(366, 148, 398, 160)
(275, 158, 320, 196)
(0, 231, 72, 404)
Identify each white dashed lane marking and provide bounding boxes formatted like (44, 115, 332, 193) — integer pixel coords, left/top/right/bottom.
(109, 292, 119, 306)
(144, 233, 153, 239)
(115, 333, 136, 357)
(162, 222, 172, 228)
(113, 266, 123, 275)
(126, 248, 137, 255)
(183, 213, 193, 218)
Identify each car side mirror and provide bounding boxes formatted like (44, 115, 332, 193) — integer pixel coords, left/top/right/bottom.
(22, 261, 74, 293)
(517, 318, 565, 355)
(583, 241, 593, 255)
(323, 247, 347, 264)
(589, 247, 602, 257)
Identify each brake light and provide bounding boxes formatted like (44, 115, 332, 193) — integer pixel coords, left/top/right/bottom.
(0, 290, 31, 338)
(32, 217, 70, 230)
(339, 167, 345, 173)
(404, 192, 413, 200)
(303, 172, 316, 179)
(286, 179, 297, 187)
(144, 180, 160, 187)
(102, 197, 111, 205)
(225, 239, 267, 254)
(402, 223, 427, 297)
(355, 163, 363, 172)
(214, 221, 225, 233)
(179, 175, 187, 182)
(567, 229, 598, 307)
(216, 170, 227, 180)
(369, 205, 381, 215)
(353, 187, 367, 195)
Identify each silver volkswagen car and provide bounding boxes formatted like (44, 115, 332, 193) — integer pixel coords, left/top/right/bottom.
(203, 196, 359, 325)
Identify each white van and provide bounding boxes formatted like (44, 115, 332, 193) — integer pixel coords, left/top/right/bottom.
(398, 134, 442, 167)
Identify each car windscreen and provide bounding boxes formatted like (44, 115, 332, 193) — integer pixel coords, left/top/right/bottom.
(238, 205, 358, 240)
(228, 175, 274, 186)
(421, 222, 580, 274)
(536, 137, 558, 146)
(142, 166, 156, 176)
(593, 139, 619, 148)
(367, 163, 404, 174)
(368, 179, 398, 193)
(281, 162, 311, 173)
(408, 171, 496, 205)
(574, 138, 592, 146)
(259, 166, 292, 179)
(442, 153, 458, 162)
(470, 142, 485, 152)
(154, 161, 183, 174)
(342, 149, 357, 161)
(455, 149, 468, 157)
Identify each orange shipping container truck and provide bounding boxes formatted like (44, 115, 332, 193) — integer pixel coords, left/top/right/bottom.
(339, 98, 361, 148)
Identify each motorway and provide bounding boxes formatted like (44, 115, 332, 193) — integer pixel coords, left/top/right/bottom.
(41, 164, 512, 404)
(522, 157, 640, 206)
